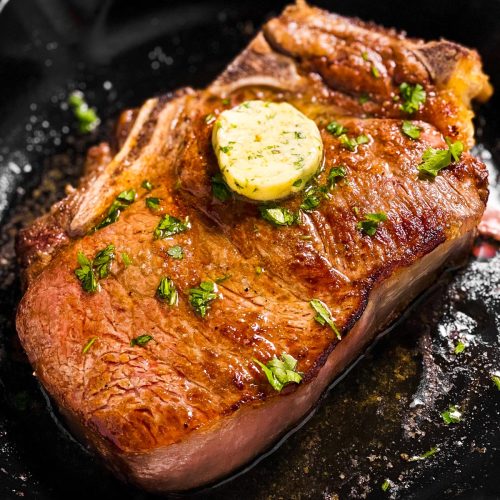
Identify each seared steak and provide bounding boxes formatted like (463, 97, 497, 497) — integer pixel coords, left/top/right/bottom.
(16, 1, 491, 492)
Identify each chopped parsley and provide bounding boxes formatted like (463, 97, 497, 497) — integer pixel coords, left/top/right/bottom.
(359, 93, 370, 104)
(154, 214, 191, 239)
(327, 166, 347, 188)
(92, 245, 116, 278)
(441, 405, 462, 424)
(454, 341, 466, 354)
(82, 336, 98, 354)
(399, 82, 426, 114)
(146, 197, 161, 211)
(310, 299, 341, 339)
(381, 479, 392, 492)
(167, 245, 184, 260)
(205, 113, 216, 124)
(326, 121, 347, 136)
(156, 277, 178, 306)
(356, 212, 388, 236)
(121, 252, 132, 266)
(371, 65, 380, 78)
(75, 244, 115, 292)
(211, 174, 231, 202)
(130, 334, 154, 347)
(402, 121, 421, 139)
(356, 134, 370, 145)
(405, 446, 439, 462)
(260, 206, 299, 226)
(141, 180, 153, 191)
(300, 185, 326, 212)
(94, 189, 136, 231)
(189, 280, 218, 317)
(255, 266, 264, 275)
(492, 373, 500, 390)
(417, 139, 464, 177)
(68, 91, 100, 133)
(339, 134, 358, 152)
(253, 353, 303, 392)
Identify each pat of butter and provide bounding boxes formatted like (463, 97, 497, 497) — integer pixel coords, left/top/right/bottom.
(212, 100, 323, 201)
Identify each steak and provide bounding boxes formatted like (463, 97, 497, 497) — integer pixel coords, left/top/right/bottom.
(16, 1, 491, 492)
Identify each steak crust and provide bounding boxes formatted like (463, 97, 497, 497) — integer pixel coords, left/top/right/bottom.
(16, 1, 491, 492)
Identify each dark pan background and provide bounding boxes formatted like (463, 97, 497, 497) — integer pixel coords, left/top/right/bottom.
(0, 0, 499, 499)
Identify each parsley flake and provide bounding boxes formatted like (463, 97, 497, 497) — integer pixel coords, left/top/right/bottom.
(356, 134, 370, 145)
(300, 185, 327, 212)
(441, 405, 462, 424)
(399, 82, 426, 114)
(253, 353, 303, 392)
(381, 479, 392, 492)
(492, 373, 500, 390)
(405, 446, 439, 462)
(356, 212, 387, 236)
(121, 252, 132, 266)
(189, 280, 218, 317)
(205, 113, 216, 124)
(211, 174, 231, 202)
(402, 121, 421, 139)
(167, 245, 184, 260)
(260, 206, 299, 226)
(310, 299, 341, 339)
(339, 134, 358, 152)
(417, 139, 463, 177)
(146, 197, 161, 211)
(82, 336, 98, 354)
(154, 214, 190, 239)
(454, 341, 466, 354)
(359, 93, 370, 104)
(94, 189, 136, 231)
(326, 121, 347, 136)
(68, 91, 100, 133)
(75, 245, 115, 292)
(371, 65, 380, 78)
(130, 334, 154, 347)
(327, 166, 347, 189)
(141, 180, 153, 191)
(156, 277, 178, 306)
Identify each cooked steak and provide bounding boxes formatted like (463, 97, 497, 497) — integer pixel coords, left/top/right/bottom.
(16, 1, 491, 492)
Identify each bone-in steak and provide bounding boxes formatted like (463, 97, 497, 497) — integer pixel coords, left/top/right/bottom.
(16, 2, 491, 492)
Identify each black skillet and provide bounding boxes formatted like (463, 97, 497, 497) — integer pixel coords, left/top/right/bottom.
(0, 0, 499, 498)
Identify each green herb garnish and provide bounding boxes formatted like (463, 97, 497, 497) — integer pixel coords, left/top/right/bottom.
(381, 479, 392, 492)
(146, 197, 161, 211)
(371, 65, 380, 78)
(356, 212, 387, 236)
(441, 405, 462, 424)
(417, 139, 464, 177)
(359, 93, 370, 104)
(141, 180, 153, 191)
(356, 134, 370, 145)
(82, 336, 98, 354)
(121, 252, 132, 266)
(167, 245, 184, 260)
(454, 341, 466, 354)
(211, 174, 231, 202)
(402, 121, 421, 139)
(130, 334, 154, 347)
(94, 189, 136, 230)
(406, 446, 439, 462)
(339, 134, 358, 151)
(310, 299, 341, 339)
(156, 277, 178, 306)
(300, 185, 326, 212)
(326, 121, 347, 136)
(205, 113, 216, 124)
(260, 206, 299, 226)
(154, 214, 190, 239)
(327, 166, 347, 188)
(68, 91, 100, 133)
(492, 374, 500, 390)
(399, 82, 426, 114)
(189, 280, 218, 317)
(75, 244, 115, 292)
(253, 353, 303, 392)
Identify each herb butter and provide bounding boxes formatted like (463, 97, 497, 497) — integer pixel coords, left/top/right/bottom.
(212, 100, 323, 201)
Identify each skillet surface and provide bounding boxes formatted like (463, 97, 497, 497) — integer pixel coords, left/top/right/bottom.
(0, 1, 499, 498)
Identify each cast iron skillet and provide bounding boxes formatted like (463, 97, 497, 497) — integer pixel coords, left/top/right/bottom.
(0, 1, 499, 498)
